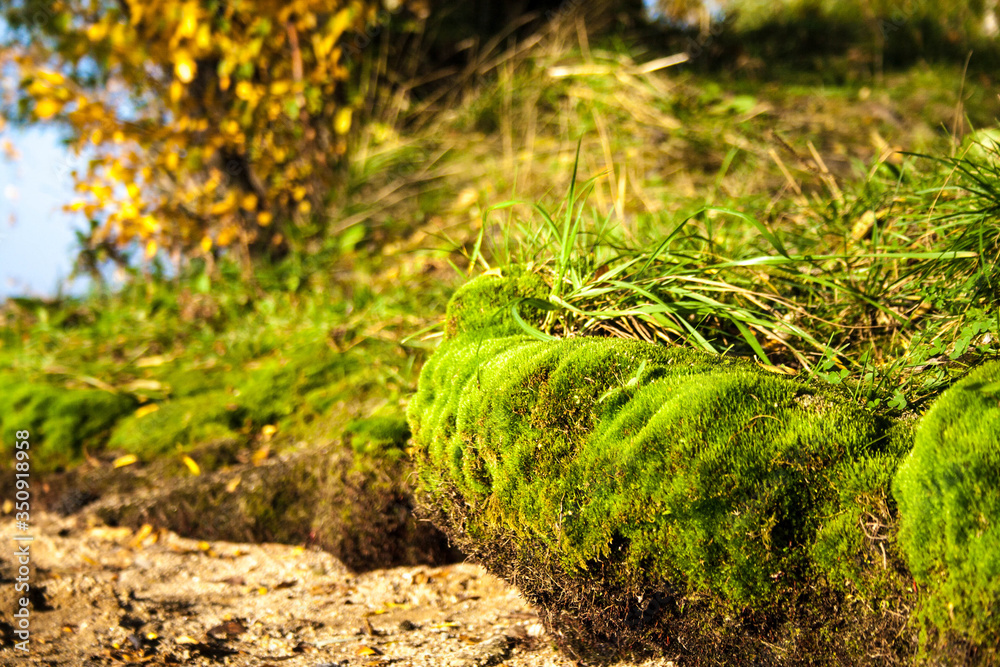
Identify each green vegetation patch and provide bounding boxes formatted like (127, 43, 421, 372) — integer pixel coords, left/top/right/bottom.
(107, 391, 238, 457)
(894, 361, 1000, 646)
(0, 372, 137, 472)
(409, 272, 916, 661)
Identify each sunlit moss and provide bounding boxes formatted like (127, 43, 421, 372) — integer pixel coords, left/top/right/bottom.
(0, 374, 137, 472)
(409, 271, 909, 622)
(107, 391, 237, 457)
(894, 361, 1000, 644)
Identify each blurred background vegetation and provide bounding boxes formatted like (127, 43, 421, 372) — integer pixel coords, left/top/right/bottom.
(0, 0, 998, 524)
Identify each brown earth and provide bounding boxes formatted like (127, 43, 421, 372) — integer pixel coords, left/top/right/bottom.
(0, 510, 676, 667)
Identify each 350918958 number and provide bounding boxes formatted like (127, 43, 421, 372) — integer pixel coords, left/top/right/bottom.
(14, 430, 31, 523)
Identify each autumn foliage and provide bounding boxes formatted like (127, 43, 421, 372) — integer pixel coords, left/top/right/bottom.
(0, 0, 393, 263)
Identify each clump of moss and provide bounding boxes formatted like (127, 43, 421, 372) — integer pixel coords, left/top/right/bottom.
(107, 391, 239, 457)
(344, 414, 410, 458)
(444, 265, 549, 338)
(409, 271, 917, 662)
(0, 374, 137, 472)
(894, 361, 1000, 648)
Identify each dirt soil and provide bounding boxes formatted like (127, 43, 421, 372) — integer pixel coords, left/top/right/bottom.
(0, 511, 675, 667)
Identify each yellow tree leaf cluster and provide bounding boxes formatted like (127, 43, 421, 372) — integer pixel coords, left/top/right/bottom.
(0, 0, 383, 261)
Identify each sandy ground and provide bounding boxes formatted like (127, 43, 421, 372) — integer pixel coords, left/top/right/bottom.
(0, 511, 675, 667)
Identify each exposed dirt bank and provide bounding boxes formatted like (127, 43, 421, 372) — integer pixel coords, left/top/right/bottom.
(0, 511, 675, 667)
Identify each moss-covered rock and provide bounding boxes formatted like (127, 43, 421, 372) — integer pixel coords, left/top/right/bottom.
(894, 360, 1000, 648)
(409, 270, 919, 663)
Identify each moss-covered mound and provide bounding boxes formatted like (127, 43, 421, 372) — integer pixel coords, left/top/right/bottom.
(408, 271, 920, 663)
(894, 360, 1000, 649)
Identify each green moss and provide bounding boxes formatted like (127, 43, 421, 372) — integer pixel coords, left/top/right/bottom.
(894, 360, 1000, 645)
(344, 414, 410, 460)
(409, 271, 914, 658)
(444, 266, 549, 338)
(0, 374, 137, 471)
(412, 330, 903, 602)
(107, 391, 238, 457)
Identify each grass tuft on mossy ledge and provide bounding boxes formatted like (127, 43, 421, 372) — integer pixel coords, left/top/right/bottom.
(408, 270, 919, 663)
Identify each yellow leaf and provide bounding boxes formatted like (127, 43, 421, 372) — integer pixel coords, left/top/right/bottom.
(312, 33, 335, 60)
(130, 523, 154, 547)
(225, 477, 241, 493)
(34, 98, 62, 119)
(113, 454, 139, 468)
(88, 526, 133, 541)
(182, 455, 201, 476)
(216, 225, 238, 246)
(261, 424, 277, 438)
(134, 403, 160, 418)
(86, 23, 107, 41)
(235, 80, 254, 101)
(241, 193, 258, 210)
(176, 635, 197, 645)
(135, 355, 168, 368)
(355, 646, 381, 657)
(195, 23, 212, 50)
(298, 199, 312, 214)
(124, 379, 163, 392)
(177, 3, 198, 38)
(269, 80, 290, 96)
(330, 8, 354, 41)
(201, 236, 213, 253)
(251, 445, 270, 465)
(170, 81, 183, 102)
(257, 211, 273, 226)
(36, 69, 65, 85)
(145, 240, 158, 259)
(175, 54, 196, 83)
(334, 107, 352, 135)
(210, 191, 238, 215)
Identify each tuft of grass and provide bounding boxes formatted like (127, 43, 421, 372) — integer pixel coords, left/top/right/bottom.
(460, 139, 1000, 415)
(0, 248, 458, 473)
